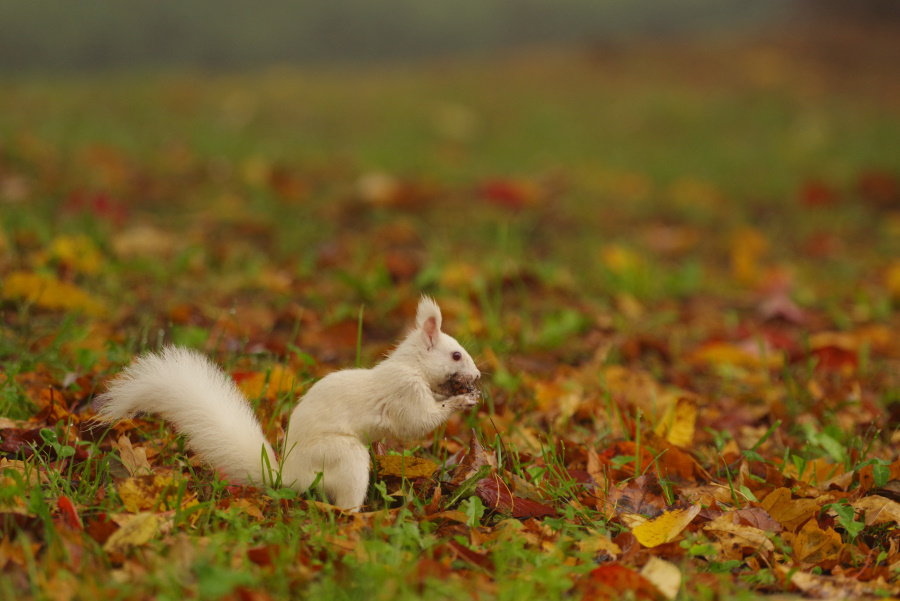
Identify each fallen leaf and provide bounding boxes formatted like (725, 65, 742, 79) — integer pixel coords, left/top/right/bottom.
(2, 271, 104, 315)
(607, 475, 669, 519)
(233, 364, 298, 403)
(730, 227, 768, 285)
(792, 519, 842, 568)
(57, 496, 82, 531)
(631, 504, 701, 548)
(653, 397, 697, 447)
(852, 495, 900, 527)
(102, 512, 160, 554)
(639, 557, 681, 601)
(703, 514, 775, 559)
(730, 507, 782, 532)
(786, 568, 900, 599)
(113, 436, 152, 477)
(475, 471, 557, 519)
(583, 563, 663, 601)
(44, 234, 104, 275)
(759, 487, 818, 532)
(116, 473, 195, 513)
(578, 534, 621, 560)
(375, 455, 438, 480)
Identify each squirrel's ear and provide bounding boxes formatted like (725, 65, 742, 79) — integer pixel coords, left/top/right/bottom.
(416, 296, 442, 350)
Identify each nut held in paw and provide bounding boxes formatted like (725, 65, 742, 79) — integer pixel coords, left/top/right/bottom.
(440, 373, 477, 396)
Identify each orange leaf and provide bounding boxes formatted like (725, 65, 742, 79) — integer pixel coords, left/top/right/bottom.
(57, 495, 83, 531)
(759, 488, 818, 532)
(584, 564, 663, 601)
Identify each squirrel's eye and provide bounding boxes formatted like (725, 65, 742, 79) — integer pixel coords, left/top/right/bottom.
(452, 351, 462, 361)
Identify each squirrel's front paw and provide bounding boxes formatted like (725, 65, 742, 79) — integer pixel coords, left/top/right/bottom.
(445, 390, 480, 410)
(458, 390, 481, 408)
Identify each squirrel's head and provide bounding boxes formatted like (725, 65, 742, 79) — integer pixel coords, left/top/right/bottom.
(412, 296, 480, 392)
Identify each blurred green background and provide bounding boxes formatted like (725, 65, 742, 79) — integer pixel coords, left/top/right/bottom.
(0, 0, 839, 73)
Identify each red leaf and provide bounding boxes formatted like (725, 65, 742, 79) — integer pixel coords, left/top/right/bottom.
(581, 564, 663, 601)
(84, 514, 118, 545)
(799, 180, 838, 208)
(57, 495, 83, 531)
(247, 545, 276, 567)
(858, 169, 900, 208)
(811, 346, 858, 373)
(479, 179, 534, 210)
(475, 472, 557, 519)
(445, 540, 494, 571)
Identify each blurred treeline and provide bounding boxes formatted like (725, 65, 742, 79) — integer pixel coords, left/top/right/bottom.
(0, 0, 791, 73)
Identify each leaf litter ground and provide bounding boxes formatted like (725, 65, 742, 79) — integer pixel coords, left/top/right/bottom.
(3, 22, 900, 601)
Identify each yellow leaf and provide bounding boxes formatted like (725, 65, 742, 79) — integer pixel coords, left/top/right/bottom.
(103, 513, 160, 554)
(226, 498, 265, 521)
(885, 260, 900, 299)
(439, 262, 481, 290)
(375, 455, 438, 480)
(632, 504, 701, 548)
(2, 270, 104, 315)
(730, 227, 768, 285)
(654, 397, 697, 447)
(46, 234, 103, 275)
(601, 245, 644, 275)
(640, 557, 681, 601)
(687, 341, 782, 370)
(578, 534, 621, 559)
(235, 364, 298, 402)
(116, 473, 195, 513)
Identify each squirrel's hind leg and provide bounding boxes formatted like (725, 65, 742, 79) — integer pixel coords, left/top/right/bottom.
(322, 437, 370, 510)
(286, 435, 370, 511)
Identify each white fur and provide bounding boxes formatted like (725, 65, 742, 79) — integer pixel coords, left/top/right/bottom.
(93, 346, 279, 486)
(94, 297, 480, 510)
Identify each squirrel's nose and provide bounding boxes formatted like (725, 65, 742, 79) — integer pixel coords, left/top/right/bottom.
(474, 373, 481, 381)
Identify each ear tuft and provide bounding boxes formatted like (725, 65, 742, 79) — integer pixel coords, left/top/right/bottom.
(417, 296, 442, 350)
(416, 296, 442, 332)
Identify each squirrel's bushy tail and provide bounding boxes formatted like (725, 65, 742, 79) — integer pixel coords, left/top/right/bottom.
(93, 346, 278, 486)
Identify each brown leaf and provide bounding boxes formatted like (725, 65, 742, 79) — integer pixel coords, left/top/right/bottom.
(474, 472, 557, 519)
(793, 519, 843, 568)
(759, 487, 818, 532)
(448, 429, 493, 487)
(730, 507, 782, 532)
(113, 436, 152, 477)
(445, 540, 494, 572)
(607, 475, 669, 519)
(852, 495, 900, 527)
(84, 515, 118, 545)
(703, 514, 775, 560)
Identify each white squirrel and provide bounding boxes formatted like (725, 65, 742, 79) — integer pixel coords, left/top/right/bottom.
(93, 296, 481, 510)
